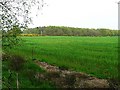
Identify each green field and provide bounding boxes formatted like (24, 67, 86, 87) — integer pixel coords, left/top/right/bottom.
(9, 36, 118, 79)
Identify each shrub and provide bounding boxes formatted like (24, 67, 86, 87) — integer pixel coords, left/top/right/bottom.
(9, 55, 25, 72)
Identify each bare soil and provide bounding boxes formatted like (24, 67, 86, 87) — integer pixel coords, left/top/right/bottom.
(34, 60, 119, 88)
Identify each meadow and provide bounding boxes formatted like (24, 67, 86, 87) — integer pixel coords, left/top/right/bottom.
(9, 36, 118, 79)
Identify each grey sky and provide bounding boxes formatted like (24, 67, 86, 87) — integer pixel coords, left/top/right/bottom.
(28, 0, 119, 30)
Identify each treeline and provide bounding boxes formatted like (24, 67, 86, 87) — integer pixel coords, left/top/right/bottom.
(22, 26, 119, 36)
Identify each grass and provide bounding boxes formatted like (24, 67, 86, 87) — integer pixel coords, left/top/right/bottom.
(8, 36, 118, 79)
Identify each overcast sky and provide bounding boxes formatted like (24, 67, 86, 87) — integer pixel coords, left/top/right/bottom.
(28, 0, 119, 30)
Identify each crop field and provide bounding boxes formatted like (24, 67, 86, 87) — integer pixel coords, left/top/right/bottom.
(9, 36, 118, 79)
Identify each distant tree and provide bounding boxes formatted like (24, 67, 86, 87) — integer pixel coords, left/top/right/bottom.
(22, 26, 118, 36)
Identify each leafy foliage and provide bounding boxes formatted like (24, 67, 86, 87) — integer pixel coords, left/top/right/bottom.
(0, 0, 45, 29)
(0, 0, 45, 49)
(2, 25, 22, 49)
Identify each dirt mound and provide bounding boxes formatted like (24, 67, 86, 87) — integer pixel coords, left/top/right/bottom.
(35, 60, 111, 88)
